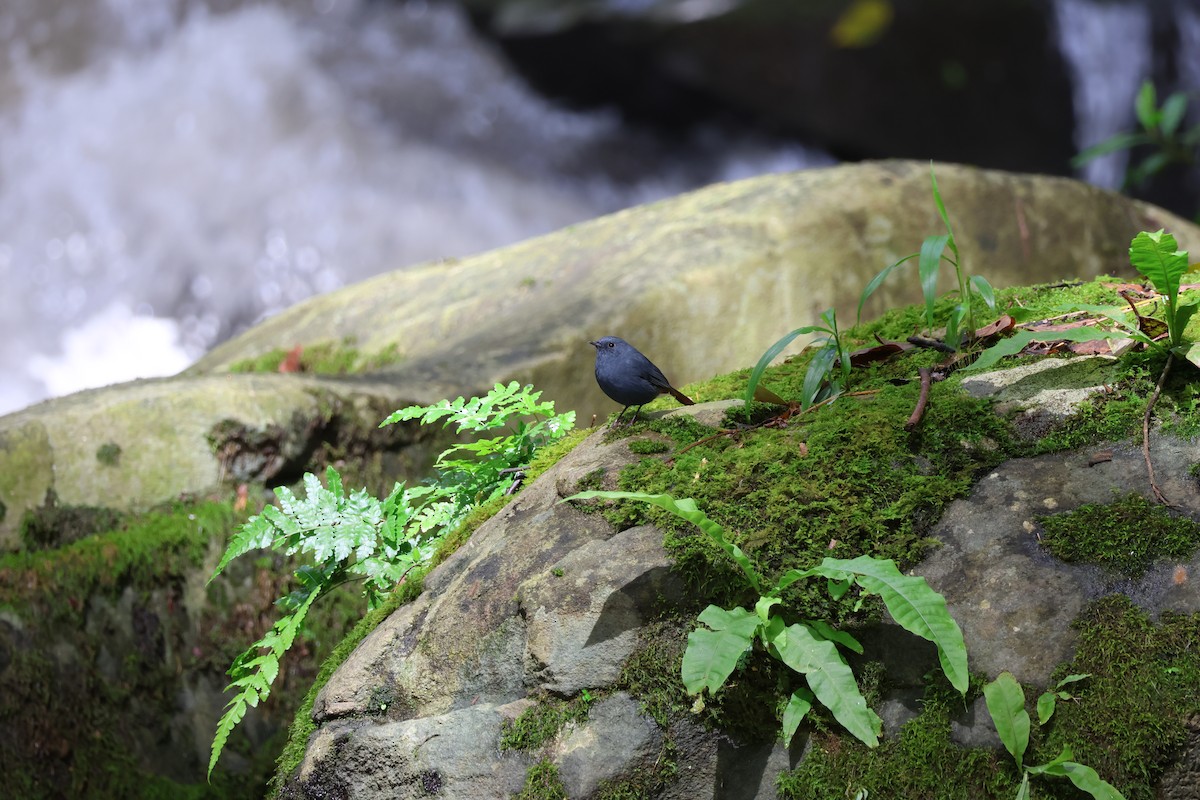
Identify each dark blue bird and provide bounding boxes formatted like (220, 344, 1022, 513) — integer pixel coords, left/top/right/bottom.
(590, 336, 694, 426)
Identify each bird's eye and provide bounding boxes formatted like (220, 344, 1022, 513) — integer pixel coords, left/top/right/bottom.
(606, 341, 614, 348)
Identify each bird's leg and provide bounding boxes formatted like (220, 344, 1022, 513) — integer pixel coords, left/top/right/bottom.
(612, 407, 629, 427)
(629, 405, 644, 425)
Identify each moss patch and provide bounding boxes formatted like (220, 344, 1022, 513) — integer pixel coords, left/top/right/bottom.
(228, 337, 402, 375)
(18, 488, 126, 551)
(499, 693, 593, 751)
(778, 681, 1017, 800)
(514, 759, 568, 800)
(1038, 492, 1200, 576)
(1036, 596, 1200, 800)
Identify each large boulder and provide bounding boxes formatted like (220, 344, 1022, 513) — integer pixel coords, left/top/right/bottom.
(280, 378, 1200, 798)
(190, 161, 1200, 422)
(0, 373, 448, 552)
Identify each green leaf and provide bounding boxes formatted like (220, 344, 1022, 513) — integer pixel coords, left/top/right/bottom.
(930, 164, 957, 253)
(858, 253, 918, 324)
(1131, 229, 1188, 305)
(782, 689, 814, 747)
(1135, 81, 1158, 130)
(801, 345, 839, 409)
(1072, 132, 1150, 167)
(918, 234, 950, 331)
(806, 556, 968, 694)
(963, 327, 1135, 373)
(681, 605, 759, 694)
(563, 491, 762, 593)
(1036, 691, 1057, 725)
(744, 323, 829, 407)
(1034, 761, 1126, 800)
(1015, 772, 1030, 800)
(1160, 92, 1188, 136)
(983, 672, 1029, 770)
(766, 622, 881, 747)
(807, 619, 864, 654)
(969, 274, 997, 311)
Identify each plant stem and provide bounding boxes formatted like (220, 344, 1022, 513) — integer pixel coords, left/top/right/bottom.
(1142, 352, 1174, 505)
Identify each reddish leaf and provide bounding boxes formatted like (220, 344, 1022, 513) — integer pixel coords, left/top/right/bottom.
(279, 345, 304, 373)
(849, 340, 913, 367)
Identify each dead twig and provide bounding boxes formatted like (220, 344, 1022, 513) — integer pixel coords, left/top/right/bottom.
(906, 368, 933, 430)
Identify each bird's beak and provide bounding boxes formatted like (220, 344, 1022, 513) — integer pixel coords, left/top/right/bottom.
(588, 340, 598, 348)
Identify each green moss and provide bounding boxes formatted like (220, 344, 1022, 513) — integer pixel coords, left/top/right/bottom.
(0, 499, 327, 800)
(499, 694, 592, 751)
(595, 736, 677, 799)
(17, 488, 126, 551)
(3, 500, 223, 614)
(1038, 492, 1200, 576)
(228, 337, 402, 375)
(514, 759, 568, 800)
(96, 442, 122, 466)
(1033, 596, 1200, 800)
(628, 437, 671, 455)
(777, 682, 1018, 800)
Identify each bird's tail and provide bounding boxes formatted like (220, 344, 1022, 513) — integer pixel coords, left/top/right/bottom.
(668, 387, 695, 406)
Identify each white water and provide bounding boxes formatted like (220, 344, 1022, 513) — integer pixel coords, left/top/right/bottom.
(0, 0, 829, 415)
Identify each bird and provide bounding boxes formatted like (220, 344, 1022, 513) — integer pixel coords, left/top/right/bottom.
(589, 336, 694, 426)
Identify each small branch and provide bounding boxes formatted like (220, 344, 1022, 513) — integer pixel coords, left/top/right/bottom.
(907, 335, 956, 353)
(1143, 352, 1175, 505)
(906, 368, 933, 430)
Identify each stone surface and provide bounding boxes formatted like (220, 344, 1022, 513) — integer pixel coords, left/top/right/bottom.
(0, 372, 445, 551)
(189, 162, 1200, 424)
(918, 433, 1200, 686)
(554, 692, 663, 796)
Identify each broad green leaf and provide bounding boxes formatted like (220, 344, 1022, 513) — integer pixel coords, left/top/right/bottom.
(756, 595, 782, 623)
(963, 327, 1134, 373)
(681, 605, 759, 694)
(919, 234, 951, 331)
(808, 556, 968, 694)
(807, 619, 864, 654)
(744, 323, 829, 407)
(564, 491, 762, 592)
(1035, 762, 1126, 800)
(767, 622, 881, 747)
(782, 689, 814, 747)
(1179, 339, 1200, 369)
(1055, 673, 1092, 689)
(983, 672, 1029, 769)
(1130, 229, 1188, 307)
(1036, 690, 1057, 725)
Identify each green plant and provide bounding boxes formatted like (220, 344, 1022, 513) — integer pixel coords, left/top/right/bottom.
(983, 671, 1125, 800)
(968, 230, 1199, 372)
(207, 382, 574, 778)
(1073, 81, 1199, 190)
(745, 307, 852, 410)
(858, 163, 996, 349)
(564, 491, 968, 748)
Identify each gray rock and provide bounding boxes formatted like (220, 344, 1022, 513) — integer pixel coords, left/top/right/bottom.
(918, 433, 1200, 686)
(554, 692, 663, 796)
(949, 696, 1002, 750)
(189, 163, 1199, 424)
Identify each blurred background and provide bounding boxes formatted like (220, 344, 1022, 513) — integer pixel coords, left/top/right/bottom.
(1, 0, 1197, 416)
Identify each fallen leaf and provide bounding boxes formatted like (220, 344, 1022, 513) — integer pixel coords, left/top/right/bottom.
(1174, 566, 1189, 585)
(1088, 450, 1113, 466)
(849, 340, 913, 367)
(279, 345, 304, 373)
